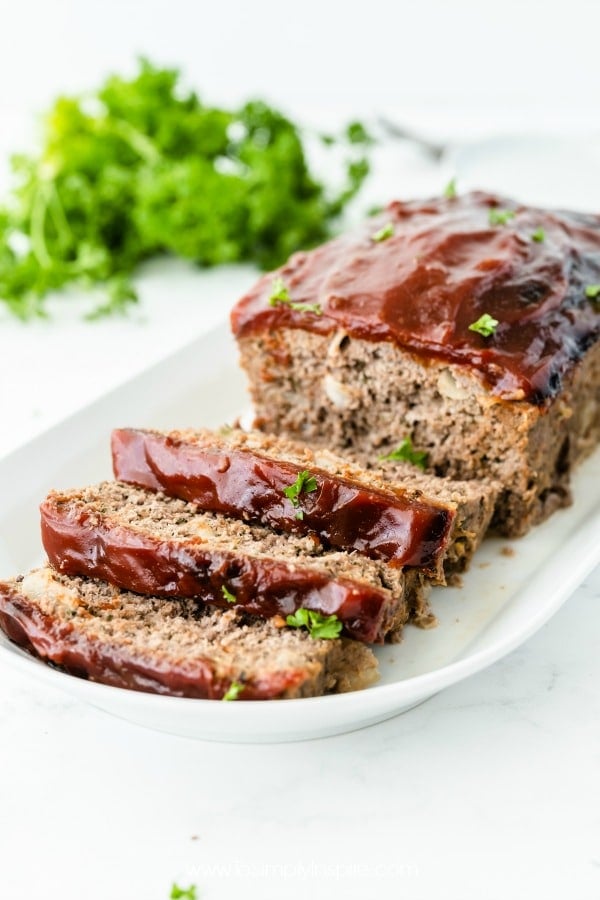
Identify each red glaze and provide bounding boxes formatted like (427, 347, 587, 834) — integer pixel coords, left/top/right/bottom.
(231, 191, 600, 404)
(39, 497, 400, 643)
(111, 428, 454, 577)
(0, 584, 305, 699)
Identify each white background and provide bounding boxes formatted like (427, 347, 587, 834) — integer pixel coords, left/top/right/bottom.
(0, 0, 599, 454)
(1, 3, 600, 899)
(1, 0, 599, 131)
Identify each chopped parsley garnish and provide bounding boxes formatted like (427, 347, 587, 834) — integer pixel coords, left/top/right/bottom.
(488, 208, 516, 226)
(170, 884, 197, 900)
(283, 469, 318, 519)
(443, 177, 457, 199)
(531, 228, 545, 242)
(371, 222, 395, 242)
(346, 121, 375, 145)
(268, 276, 291, 304)
(292, 301, 323, 314)
(468, 312, 499, 337)
(221, 585, 237, 604)
(268, 277, 322, 315)
(222, 681, 245, 701)
(286, 608, 343, 639)
(585, 284, 600, 299)
(379, 437, 428, 470)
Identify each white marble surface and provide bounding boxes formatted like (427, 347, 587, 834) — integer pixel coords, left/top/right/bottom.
(0, 567, 598, 899)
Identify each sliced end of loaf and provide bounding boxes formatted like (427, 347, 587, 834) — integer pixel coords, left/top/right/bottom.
(0, 568, 380, 700)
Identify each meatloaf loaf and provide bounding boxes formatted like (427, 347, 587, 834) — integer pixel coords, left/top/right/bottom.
(111, 426, 495, 582)
(0, 568, 378, 699)
(40, 481, 433, 643)
(232, 190, 600, 535)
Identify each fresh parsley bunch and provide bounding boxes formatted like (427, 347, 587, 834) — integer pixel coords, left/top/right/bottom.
(0, 59, 371, 320)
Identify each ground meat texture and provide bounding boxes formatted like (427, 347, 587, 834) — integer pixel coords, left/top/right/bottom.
(236, 327, 600, 537)
(0, 568, 379, 699)
(40, 481, 433, 643)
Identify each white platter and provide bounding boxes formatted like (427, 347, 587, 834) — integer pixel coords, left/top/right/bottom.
(0, 322, 599, 743)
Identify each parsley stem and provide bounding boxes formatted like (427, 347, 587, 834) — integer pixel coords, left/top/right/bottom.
(48, 181, 72, 249)
(109, 117, 162, 164)
(30, 181, 53, 268)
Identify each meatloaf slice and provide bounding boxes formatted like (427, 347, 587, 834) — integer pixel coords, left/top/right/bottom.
(232, 191, 600, 536)
(111, 426, 481, 583)
(40, 482, 432, 643)
(0, 568, 379, 699)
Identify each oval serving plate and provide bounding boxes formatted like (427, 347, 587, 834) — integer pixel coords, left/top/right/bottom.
(1, 320, 599, 743)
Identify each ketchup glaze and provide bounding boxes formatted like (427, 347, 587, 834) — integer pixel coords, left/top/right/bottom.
(232, 191, 600, 404)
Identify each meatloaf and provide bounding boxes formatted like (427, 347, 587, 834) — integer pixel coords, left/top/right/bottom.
(111, 426, 495, 582)
(231, 190, 600, 535)
(40, 481, 433, 643)
(0, 568, 378, 699)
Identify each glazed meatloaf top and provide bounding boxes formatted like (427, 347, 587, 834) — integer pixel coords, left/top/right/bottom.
(231, 190, 600, 404)
(0, 568, 378, 699)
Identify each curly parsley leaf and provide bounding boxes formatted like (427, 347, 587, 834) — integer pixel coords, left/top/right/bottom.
(268, 276, 291, 304)
(443, 177, 457, 199)
(585, 284, 600, 300)
(283, 470, 318, 519)
(222, 681, 245, 701)
(488, 208, 516, 226)
(221, 585, 237, 604)
(267, 277, 322, 315)
(286, 608, 342, 639)
(345, 121, 375, 145)
(170, 884, 198, 900)
(84, 276, 138, 321)
(371, 222, 395, 242)
(379, 437, 428, 469)
(268, 277, 323, 316)
(468, 312, 500, 337)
